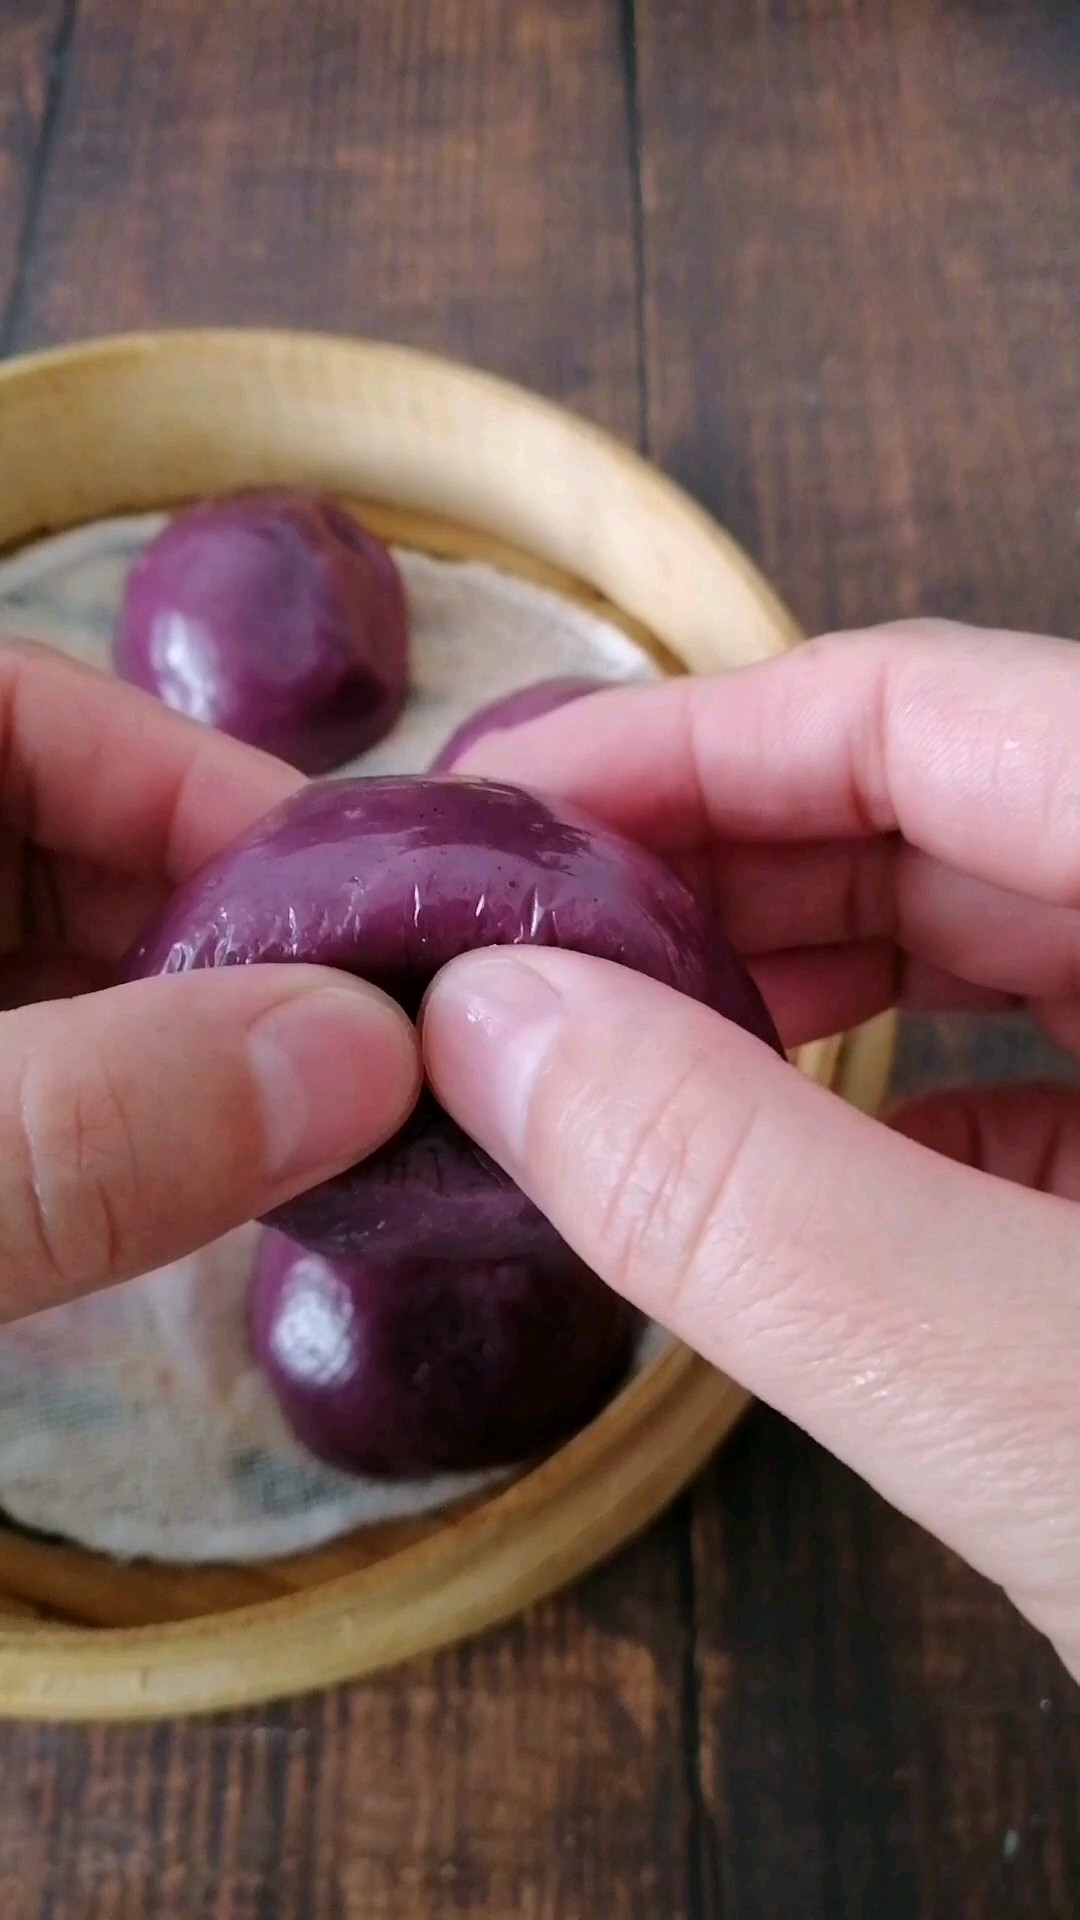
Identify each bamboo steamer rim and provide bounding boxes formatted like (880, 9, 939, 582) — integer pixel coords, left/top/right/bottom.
(0, 330, 896, 1719)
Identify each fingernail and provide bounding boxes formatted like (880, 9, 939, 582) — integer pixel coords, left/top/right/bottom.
(249, 985, 418, 1184)
(422, 952, 566, 1165)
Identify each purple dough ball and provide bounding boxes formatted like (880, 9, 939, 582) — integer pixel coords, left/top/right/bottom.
(430, 675, 605, 772)
(251, 1230, 638, 1477)
(114, 489, 409, 773)
(124, 775, 781, 1262)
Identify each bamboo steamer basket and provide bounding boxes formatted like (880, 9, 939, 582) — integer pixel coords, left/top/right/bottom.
(0, 332, 896, 1719)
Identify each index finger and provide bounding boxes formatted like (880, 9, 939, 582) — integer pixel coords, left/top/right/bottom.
(461, 621, 1080, 908)
(0, 640, 302, 880)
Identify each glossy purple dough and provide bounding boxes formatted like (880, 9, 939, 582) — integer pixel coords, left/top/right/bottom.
(114, 489, 409, 773)
(124, 775, 781, 1261)
(251, 1230, 638, 1476)
(429, 675, 605, 772)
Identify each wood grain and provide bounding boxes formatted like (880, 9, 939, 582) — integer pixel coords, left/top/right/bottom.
(3, 0, 642, 433)
(0, 1, 68, 331)
(634, 0, 1080, 641)
(634, 5, 1080, 1916)
(0, 0, 1078, 1913)
(689, 1414, 1080, 1920)
(0, 1539, 700, 1919)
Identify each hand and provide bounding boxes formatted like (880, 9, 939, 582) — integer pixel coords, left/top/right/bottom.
(424, 620, 1080, 1678)
(0, 643, 419, 1321)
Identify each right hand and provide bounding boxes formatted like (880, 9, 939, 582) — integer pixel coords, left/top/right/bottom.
(424, 621, 1080, 1677)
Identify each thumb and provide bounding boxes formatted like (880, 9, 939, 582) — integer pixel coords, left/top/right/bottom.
(424, 949, 1080, 1671)
(0, 966, 419, 1320)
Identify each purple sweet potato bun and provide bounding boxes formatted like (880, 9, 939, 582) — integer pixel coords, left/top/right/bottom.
(114, 489, 409, 773)
(251, 1229, 638, 1476)
(429, 675, 605, 772)
(125, 775, 781, 1262)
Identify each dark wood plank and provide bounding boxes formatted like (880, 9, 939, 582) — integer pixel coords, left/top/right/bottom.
(0, 1539, 700, 1920)
(689, 1414, 1079, 1920)
(1, 2, 1078, 1916)
(0, 1, 68, 330)
(4, 0, 642, 430)
(0, 5, 704, 1919)
(634, 0, 1080, 641)
(635, 5, 1080, 1915)
(331, 1555, 698, 1920)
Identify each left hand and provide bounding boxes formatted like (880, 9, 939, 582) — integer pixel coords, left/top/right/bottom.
(0, 642, 420, 1322)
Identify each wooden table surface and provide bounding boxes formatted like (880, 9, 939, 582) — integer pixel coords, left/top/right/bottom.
(0, 2, 1077, 1914)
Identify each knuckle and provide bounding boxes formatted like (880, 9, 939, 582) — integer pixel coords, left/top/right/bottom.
(12, 1047, 138, 1294)
(594, 1055, 770, 1324)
